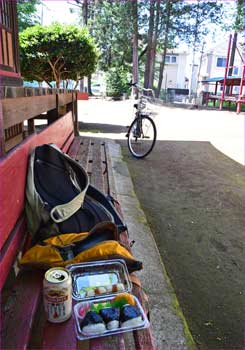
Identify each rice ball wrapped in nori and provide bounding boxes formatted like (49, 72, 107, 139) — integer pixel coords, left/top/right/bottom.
(120, 305, 143, 328)
(99, 307, 120, 330)
(80, 311, 106, 334)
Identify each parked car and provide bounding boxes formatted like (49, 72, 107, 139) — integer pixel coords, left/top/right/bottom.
(91, 83, 102, 95)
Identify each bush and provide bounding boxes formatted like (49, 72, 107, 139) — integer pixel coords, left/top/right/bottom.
(106, 68, 130, 99)
(19, 23, 98, 88)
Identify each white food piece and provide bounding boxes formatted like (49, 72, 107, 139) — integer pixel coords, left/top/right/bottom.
(106, 285, 113, 292)
(107, 320, 119, 330)
(98, 286, 107, 294)
(86, 289, 95, 297)
(121, 316, 143, 328)
(116, 283, 125, 292)
(82, 323, 106, 334)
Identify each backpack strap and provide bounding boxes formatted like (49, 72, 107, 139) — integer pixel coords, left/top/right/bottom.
(49, 146, 89, 223)
(50, 190, 87, 223)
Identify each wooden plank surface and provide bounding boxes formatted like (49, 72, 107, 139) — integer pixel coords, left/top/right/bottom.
(1, 271, 43, 350)
(58, 92, 73, 107)
(1, 135, 154, 350)
(0, 112, 74, 250)
(2, 95, 57, 128)
(67, 137, 154, 350)
(42, 309, 77, 350)
(0, 218, 26, 291)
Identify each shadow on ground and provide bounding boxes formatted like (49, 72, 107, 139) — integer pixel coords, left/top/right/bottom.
(119, 138, 244, 350)
(79, 121, 127, 134)
(78, 119, 244, 349)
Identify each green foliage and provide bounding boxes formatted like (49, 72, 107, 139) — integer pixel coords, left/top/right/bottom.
(234, 0, 244, 31)
(19, 23, 98, 87)
(88, 0, 133, 72)
(17, 0, 40, 32)
(106, 68, 130, 98)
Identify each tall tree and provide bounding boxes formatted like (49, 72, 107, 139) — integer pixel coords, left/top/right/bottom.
(155, 0, 223, 98)
(144, 0, 155, 89)
(131, 0, 138, 86)
(17, 0, 40, 32)
(234, 0, 244, 31)
(149, 0, 160, 89)
(156, 0, 172, 98)
(89, 1, 133, 72)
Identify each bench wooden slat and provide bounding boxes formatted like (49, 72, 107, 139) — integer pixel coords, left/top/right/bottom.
(89, 334, 125, 350)
(67, 137, 82, 159)
(76, 138, 91, 171)
(1, 271, 43, 350)
(90, 141, 105, 193)
(62, 130, 75, 154)
(0, 218, 25, 291)
(42, 314, 77, 350)
(0, 112, 74, 251)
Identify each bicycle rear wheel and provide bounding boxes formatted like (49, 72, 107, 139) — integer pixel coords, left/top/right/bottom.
(127, 115, 157, 158)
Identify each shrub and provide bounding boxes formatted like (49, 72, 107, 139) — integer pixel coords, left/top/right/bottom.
(106, 68, 130, 99)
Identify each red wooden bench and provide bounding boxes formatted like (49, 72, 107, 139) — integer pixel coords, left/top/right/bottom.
(0, 109, 155, 349)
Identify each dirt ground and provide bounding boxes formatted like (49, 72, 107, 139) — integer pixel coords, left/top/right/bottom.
(79, 99, 244, 349)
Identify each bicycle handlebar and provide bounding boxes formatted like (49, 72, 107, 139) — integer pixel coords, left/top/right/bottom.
(128, 81, 155, 98)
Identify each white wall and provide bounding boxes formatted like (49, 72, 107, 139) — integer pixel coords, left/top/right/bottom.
(158, 52, 188, 90)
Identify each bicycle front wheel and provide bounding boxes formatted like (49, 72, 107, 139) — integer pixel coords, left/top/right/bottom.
(127, 115, 157, 158)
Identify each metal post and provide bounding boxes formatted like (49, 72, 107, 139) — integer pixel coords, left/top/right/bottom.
(237, 63, 245, 113)
(220, 34, 232, 110)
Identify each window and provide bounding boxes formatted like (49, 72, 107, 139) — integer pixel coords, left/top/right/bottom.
(233, 66, 238, 75)
(165, 55, 177, 64)
(217, 57, 227, 67)
(1, 1, 12, 30)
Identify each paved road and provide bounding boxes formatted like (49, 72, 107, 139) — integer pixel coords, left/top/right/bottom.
(78, 99, 244, 349)
(78, 98, 244, 165)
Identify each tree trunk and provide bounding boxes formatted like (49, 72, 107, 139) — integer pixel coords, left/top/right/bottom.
(228, 32, 237, 77)
(156, 2, 171, 98)
(87, 75, 92, 95)
(83, 0, 88, 25)
(149, 0, 160, 89)
(132, 0, 138, 97)
(188, 1, 200, 99)
(144, 0, 155, 89)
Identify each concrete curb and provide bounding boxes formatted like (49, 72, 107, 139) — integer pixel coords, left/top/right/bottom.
(107, 140, 195, 350)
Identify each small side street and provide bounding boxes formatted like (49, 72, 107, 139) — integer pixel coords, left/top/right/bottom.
(79, 98, 244, 349)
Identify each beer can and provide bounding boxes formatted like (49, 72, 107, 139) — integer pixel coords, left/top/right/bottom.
(43, 267, 72, 323)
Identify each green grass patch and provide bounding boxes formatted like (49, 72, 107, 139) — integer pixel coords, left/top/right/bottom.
(208, 101, 245, 112)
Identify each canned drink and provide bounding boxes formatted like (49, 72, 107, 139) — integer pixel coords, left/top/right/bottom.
(43, 267, 72, 323)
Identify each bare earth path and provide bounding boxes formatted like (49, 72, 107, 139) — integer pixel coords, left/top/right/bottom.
(79, 99, 244, 349)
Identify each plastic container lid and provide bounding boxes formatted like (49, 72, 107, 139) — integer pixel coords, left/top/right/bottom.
(66, 259, 132, 301)
(73, 294, 150, 340)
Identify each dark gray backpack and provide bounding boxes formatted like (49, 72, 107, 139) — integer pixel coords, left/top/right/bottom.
(25, 144, 125, 242)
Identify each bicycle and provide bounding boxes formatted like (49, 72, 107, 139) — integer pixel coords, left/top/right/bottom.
(126, 82, 157, 158)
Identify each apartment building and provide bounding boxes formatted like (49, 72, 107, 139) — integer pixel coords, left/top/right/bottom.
(200, 34, 244, 94)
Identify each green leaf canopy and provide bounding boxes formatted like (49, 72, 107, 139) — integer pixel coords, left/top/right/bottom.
(19, 23, 98, 87)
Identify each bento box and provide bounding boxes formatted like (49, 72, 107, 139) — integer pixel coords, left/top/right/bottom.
(66, 259, 150, 340)
(66, 259, 132, 301)
(73, 294, 150, 340)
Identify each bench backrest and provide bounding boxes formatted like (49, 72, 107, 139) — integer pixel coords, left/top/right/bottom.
(0, 112, 74, 291)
